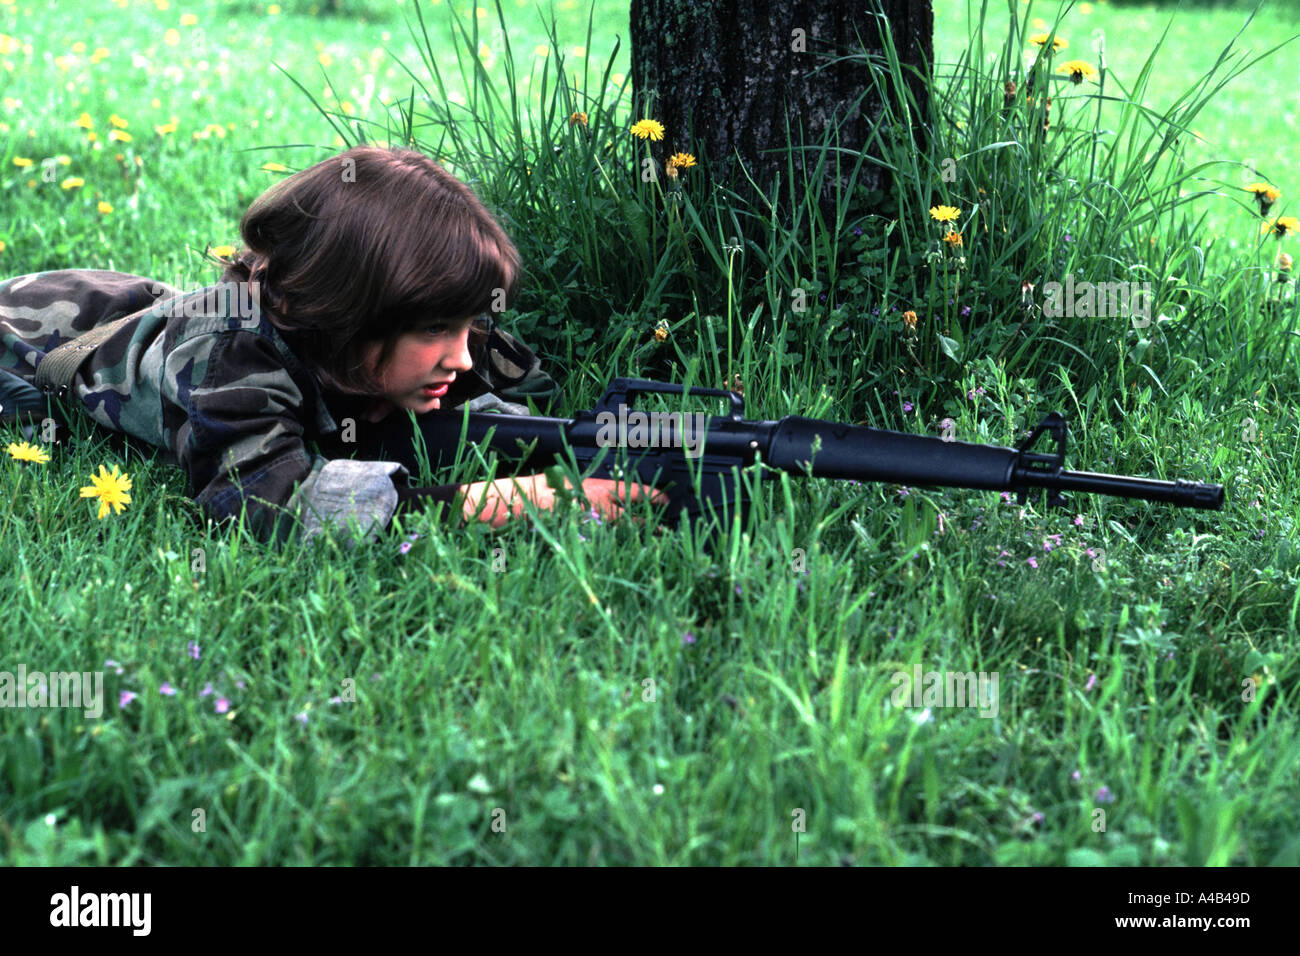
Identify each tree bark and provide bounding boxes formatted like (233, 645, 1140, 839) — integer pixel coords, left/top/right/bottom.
(630, 0, 933, 222)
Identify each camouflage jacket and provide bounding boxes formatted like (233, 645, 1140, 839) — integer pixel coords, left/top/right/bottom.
(0, 269, 556, 543)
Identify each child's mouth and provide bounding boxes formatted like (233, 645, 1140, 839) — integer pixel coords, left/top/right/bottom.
(421, 383, 449, 398)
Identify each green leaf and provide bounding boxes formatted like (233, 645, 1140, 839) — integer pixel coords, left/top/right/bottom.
(938, 334, 962, 362)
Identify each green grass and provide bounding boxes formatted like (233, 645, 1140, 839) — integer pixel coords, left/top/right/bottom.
(1, 0, 1298, 865)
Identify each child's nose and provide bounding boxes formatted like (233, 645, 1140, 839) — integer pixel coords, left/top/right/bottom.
(444, 334, 475, 372)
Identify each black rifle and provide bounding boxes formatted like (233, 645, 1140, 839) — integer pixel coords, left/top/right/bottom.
(370, 378, 1224, 530)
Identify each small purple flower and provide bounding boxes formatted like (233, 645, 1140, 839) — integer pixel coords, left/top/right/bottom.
(328, 696, 343, 705)
(960, 305, 971, 318)
(399, 541, 414, 555)
(199, 681, 213, 698)
(1071, 770, 1082, 781)
(1074, 514, 1084, 526)
(215, 697, 230, 714)
(1000, 492, 1012, 503)
(1027, 557, 1038, 569)
(1165, 650, 1174, 661)
(682, 631, 697, 645)
(1095, 786, 1114, 803)
(408, 532, 421, 541)
(105, 658, 124, 675)
(1084, 673, 1097, 692)
(902, 401, 914, 413)
(187, 641, 201, 660)
(159, 681, 176, 696)
(898, 487, 911, 498)
(1031, 812, 1044, 824)
(796, 579, 806, 593)
(852, 226, 864, 236)
(1064, 233, 1073, 242)
(119, 690, 136, 709)
(295, 711, 309, 725)
(235, 679, 246, 690)
(734, 585, 742, 596)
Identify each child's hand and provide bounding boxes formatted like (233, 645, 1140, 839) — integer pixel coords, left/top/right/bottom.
(460, 473, 668, 528)
(574, 476, 670, 525)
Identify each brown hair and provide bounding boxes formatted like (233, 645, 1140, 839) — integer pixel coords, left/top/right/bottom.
(218, 144, 520, 394)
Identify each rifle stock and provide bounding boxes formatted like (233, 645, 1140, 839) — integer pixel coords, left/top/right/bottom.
(395, 377, 1224, 528)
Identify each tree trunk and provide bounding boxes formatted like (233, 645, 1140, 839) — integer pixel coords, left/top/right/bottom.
(630, 0, 933, 222)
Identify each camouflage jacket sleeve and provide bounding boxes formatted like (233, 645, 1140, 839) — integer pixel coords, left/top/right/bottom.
(168, 327, 411, 544)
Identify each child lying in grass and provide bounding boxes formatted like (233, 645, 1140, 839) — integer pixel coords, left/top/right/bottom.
(0, 144, 665, 542)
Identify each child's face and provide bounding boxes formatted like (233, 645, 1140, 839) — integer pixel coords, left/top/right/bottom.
(361, 316, 478, 414)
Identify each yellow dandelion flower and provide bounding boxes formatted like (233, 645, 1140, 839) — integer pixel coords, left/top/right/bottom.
(79, 463, 132, 519)
(268, 3, 281, 13)
(902, 310, 918, 330)
(7, 441, 50, 464)
(164, 28, 179, 47)
(630, 119, 665, 141)
(90, 47, 109, 63)
(75, 112, 94, 129)
(929, 205, 961, 223)
(1246, 182, 1281, 217)
(0, 240, 5, 252)
(108, 114, 128, 129)
(108, 129, 132, 142)
(210, 244, 236, 258)
(261, 162, 287, 172)
(71, 41, 86, 54)
(1057, 60, 1098, 84)
(942, 231, 963, 248)
(154, 120, 178, 135)
(61, 177, 84, 190)
(12, 156, 32, 167)
(97, 201, 113, 214)
(1028, 33, 1068, 51)
(653, 321, 669, 343)
(180, 12, 198, 26)
(667, 151, 697, 171)
(569, 111, 588, 127)
(1263, 216, 1300, 237)
(86, 131, 98, 142)
(0, 34, 21, 55)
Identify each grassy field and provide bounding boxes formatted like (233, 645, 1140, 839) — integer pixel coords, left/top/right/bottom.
(1, 0, 1298, 865)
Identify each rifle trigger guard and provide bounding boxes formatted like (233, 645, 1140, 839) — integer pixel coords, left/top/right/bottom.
(1014, 412, 1069, 509)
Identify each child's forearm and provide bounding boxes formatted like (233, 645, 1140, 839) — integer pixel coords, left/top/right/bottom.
(459, 473, 562, 528)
